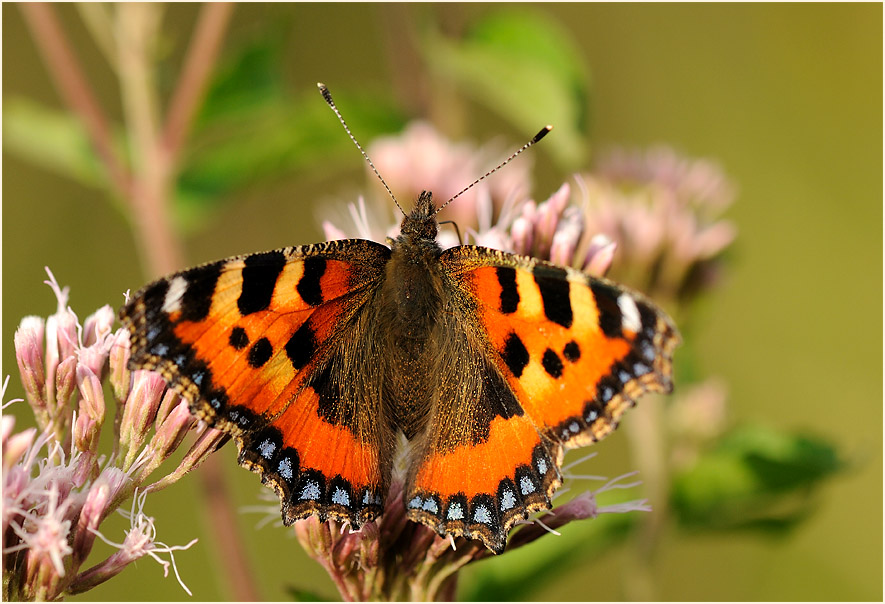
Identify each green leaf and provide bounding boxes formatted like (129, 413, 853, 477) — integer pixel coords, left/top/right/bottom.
(167, 27, 408, 232)
(2, 98, 109, 187)
(196, 31, 287, 126)
(670, 425, 843, 532)
(423, 10, 591, 170)
(174, 88, 405, 233)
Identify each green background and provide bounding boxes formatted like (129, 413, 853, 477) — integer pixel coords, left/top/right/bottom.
(2, 3, 881, 601)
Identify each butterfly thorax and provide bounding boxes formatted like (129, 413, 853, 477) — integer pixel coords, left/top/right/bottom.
(380, 191, 447, 437)
(384, 191, 446, 329)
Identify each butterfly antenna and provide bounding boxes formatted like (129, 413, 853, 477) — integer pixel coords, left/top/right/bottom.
(434, 125, 553, 217)
(318, 82, 406, 217)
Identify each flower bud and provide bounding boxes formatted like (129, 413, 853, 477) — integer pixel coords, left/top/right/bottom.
(109, 329, 132, 404)
(509, 214, 533, 255)
(14, 316, 46, 411)
(583, 234, 617, 277)
(54, 356, 78, 415)
(82, 305, 114, 348)
(135, 401, 195, 482)
(119, 371, 166, 469)
(549, 206, 584, 267)
(78, 344, 110, 384)
(535, 183, 571, 254)
(76, 365, 105, 424)
(3, 425, 37, 473)
(154, 389, 182, 427)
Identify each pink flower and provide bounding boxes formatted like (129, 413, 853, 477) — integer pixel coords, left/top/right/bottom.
(3, 269, 215, 600)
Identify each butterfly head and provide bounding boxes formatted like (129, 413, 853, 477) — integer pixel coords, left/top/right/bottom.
(397, 190, 439, 245)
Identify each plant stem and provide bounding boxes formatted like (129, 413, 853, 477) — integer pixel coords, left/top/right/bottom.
(19, 3, 131, 198)
(23, 3, 259, 600)
(115, 3, 179, 279)
(163, 2, 234, 168)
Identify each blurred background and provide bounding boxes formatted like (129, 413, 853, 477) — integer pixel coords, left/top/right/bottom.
(2, 3, 881, 601)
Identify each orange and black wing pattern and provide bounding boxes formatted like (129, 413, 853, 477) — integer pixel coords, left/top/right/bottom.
(405, 246, 679, 552)
(120, 240, 394, 528)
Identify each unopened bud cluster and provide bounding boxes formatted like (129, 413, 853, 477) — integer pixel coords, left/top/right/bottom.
(3, 269, 226, 600)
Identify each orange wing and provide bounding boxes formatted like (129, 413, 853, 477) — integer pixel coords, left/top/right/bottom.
(120, 240, 394, 528)
(405, 246, 679, 552)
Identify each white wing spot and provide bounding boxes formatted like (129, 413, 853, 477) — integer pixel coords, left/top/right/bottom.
(257, 439, 276, 459)
(537, 458, 548, 475)
(473, 504, 492, 524)
(422, 498, 439, 514)
(618, 293, 642, 334)
(520, 476, 535, 495)
(501, 488, 516, 511)
(332, 487, 350, 507)
(277, 457, 293, 480)
(447, 502, 464, 520)
(300, 480, 321, 500)
(408, 496, 423, 510)
(569, 421, 580, 433)
(162, 276, 188, 314)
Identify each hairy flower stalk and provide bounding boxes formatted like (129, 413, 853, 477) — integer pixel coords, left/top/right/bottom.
(3, 269, 223, 601)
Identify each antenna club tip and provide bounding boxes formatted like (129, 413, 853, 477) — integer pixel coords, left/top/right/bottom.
(533, 125, 553, 143)
(318, 83, 333, 104)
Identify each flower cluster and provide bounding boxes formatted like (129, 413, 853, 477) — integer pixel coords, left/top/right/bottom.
(288, 467, 649, 601)
(2, 269, 227, 601)
(585, 146, 737, 302)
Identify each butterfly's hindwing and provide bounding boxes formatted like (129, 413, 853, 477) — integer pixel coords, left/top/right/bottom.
(120, 239, 395, 527)
(400, 268, 561, 553)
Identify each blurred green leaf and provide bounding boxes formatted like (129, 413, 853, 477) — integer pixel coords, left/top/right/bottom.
(174, 88, 405, 233)
(423, 10, 590, 171)
(173, 30, 407, 234)
(671, 425, 843, 532)
(196, 32, 287, 126)
(2, 98, 110, 188)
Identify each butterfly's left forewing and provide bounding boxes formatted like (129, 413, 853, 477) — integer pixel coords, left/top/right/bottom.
(405, 245, 679, 552)
(120, 240, 395, 527)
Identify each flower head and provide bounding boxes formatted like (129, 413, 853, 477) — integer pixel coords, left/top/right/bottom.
(3, 268, 221, 601)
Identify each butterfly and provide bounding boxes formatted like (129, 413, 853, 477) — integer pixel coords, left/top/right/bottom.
(119, 84, 679, 554)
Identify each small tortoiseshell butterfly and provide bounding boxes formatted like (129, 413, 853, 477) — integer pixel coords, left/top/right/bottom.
(120, 84, 679, 554)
